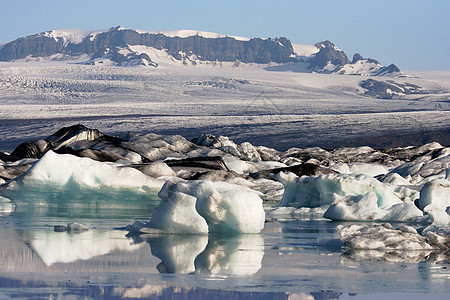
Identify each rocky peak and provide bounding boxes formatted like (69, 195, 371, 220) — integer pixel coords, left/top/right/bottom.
(308, 40, 350, 72)
(352, 53, 364, 64)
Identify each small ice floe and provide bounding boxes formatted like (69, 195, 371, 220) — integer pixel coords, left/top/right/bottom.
(127, 180, 265, 234)
(54, 222, 89, 233)
(323, 192, 423, 222)
(337, 223, 450, 263)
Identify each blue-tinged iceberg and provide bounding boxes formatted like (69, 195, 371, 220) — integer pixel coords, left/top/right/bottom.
(0, 150, 164, 209)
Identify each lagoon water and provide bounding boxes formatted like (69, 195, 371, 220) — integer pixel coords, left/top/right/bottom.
(0, 202, 449, 299)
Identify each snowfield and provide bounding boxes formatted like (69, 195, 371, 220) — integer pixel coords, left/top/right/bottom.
(0, 62, 449, 152)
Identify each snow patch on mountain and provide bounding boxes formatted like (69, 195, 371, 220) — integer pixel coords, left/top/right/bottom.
(41, 29, 107, 46)
(291, 44, 320, 58)
(137, 29, 251, 41)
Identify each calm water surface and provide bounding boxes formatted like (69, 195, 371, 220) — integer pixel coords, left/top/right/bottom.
(0, 204, 449, 299)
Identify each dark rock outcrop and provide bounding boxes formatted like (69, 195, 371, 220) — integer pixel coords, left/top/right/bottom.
(308, 41, 351, 72)
(8, 124, 123, 160)
(164, 156, 229, 171)
(360, 79, 426, 99)
(10, 140, 50, 159)
(250, 163, 338, 180)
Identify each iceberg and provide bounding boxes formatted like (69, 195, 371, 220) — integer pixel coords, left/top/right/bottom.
(418, 178, 450, 232)
(338, 223, 433, 250)
(323, 192, 423, 222)
(147, 192, 209, 234)
(337, 223, 449, 263)
(275, 172, 402, 209)
(133, 180, 265, 234)
(0, 151, 164, 209)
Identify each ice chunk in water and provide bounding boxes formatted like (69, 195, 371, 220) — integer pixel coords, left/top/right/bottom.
(323, 192, 423, 222)
(0, 151, 164, 209)
(275, 172, 402, 209)
(147, 192, 209, 234)
(137, 180, 265, 234)
(157, 180, 265, 234)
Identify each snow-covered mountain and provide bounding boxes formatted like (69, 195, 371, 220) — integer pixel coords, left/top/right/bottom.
(0, 26, 400, 76)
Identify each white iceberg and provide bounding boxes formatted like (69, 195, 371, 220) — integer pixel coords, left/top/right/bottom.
(147, 192, 209, 234)
(137, 180, 265, 234)
(418, 178, 450, 232)
(13, 150, 163, 189)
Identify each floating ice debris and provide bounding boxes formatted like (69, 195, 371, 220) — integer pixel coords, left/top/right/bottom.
(54, 222, 90, 233)
(337, 223, 447, 251)
(2, 125, 450, 231)
(323, 192, 423, 222)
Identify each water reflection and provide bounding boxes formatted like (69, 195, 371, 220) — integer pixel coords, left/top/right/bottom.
(148, 235, 208, 273)
(139, 234, 265, 276)
(29, 230, 143, 266)
(0, 209, 449, 298)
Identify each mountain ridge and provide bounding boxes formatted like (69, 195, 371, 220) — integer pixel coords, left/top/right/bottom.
(0, 26, 401, 76)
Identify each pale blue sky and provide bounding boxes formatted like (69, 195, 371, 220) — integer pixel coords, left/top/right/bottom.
(1, 0, 449, 70)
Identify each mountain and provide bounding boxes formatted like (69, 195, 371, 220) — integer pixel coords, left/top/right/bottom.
(0, 26, 401, 76)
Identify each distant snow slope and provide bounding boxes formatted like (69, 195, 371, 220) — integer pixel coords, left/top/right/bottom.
(41, 29, 107, 45)
(0, 63, 448, 152)
(137, 29, 251, 41)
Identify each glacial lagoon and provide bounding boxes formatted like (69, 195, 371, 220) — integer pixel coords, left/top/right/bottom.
(0, 203, 448, 299)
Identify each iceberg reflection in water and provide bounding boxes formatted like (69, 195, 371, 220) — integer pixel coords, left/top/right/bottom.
(0, 207, 449, 299)
(143, 234, 264, 275)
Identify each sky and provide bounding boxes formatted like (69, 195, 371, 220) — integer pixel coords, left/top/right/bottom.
(0, 0, 449, 70)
